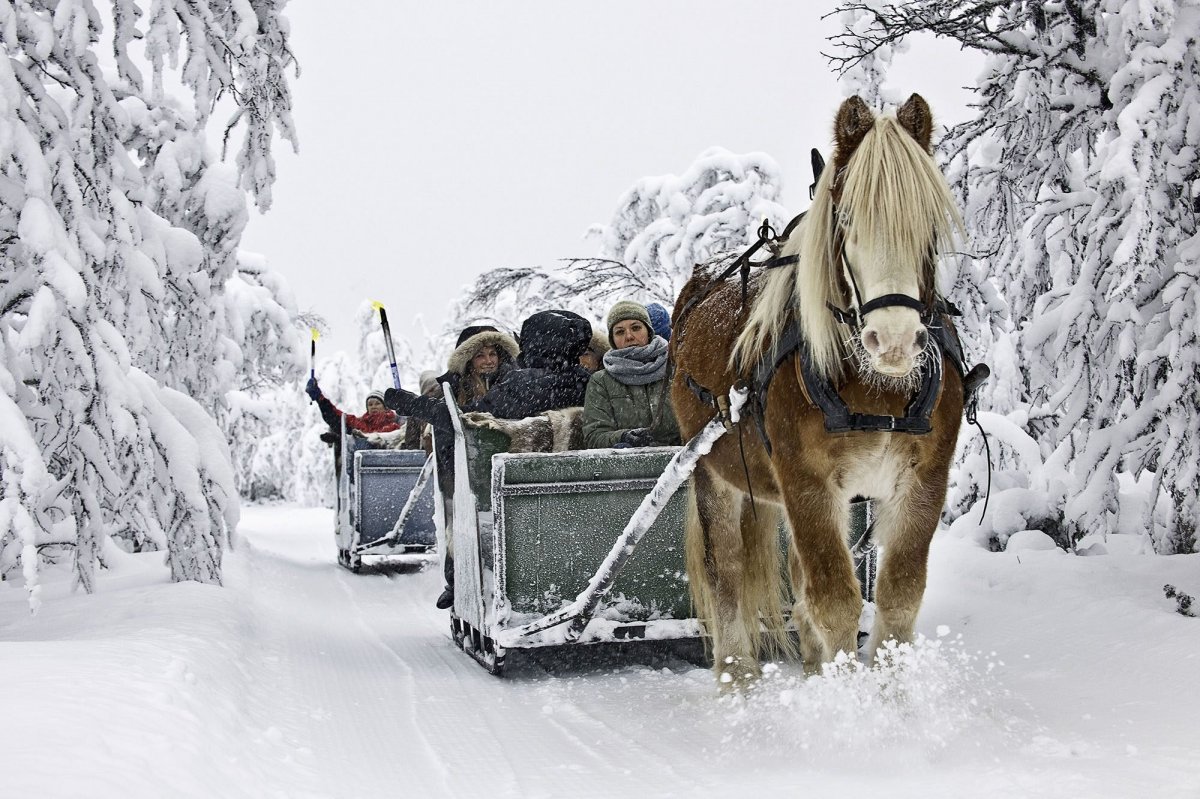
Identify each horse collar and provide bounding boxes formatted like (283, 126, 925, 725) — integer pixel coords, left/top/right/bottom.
(795, 331, 943, 435)
(747, 316, 967, 451)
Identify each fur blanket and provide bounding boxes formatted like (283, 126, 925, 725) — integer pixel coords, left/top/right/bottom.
(354, 425, 409, 449)
(461, 407, 584, 453)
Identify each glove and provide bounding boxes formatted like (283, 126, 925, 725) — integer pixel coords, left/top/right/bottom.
(620, 427, 654, 448)
(383, 387, 417, 415)
(305, 377, 321, 401)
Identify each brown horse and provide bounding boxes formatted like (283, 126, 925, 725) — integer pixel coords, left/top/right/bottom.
(671, 94, 966, 690)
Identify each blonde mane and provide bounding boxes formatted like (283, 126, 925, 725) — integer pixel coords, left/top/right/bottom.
(731, 116, 962, 380)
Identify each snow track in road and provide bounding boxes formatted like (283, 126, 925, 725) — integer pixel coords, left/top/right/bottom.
(233, 511, 455, 796)
(234, 506, 721, 798)
(9, 504, 1192, 797)
(227, 506, 1200, 798)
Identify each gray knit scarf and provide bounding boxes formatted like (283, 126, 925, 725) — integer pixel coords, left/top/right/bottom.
(602, 335, 669, 386)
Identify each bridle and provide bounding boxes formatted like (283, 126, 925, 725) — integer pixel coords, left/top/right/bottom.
(823, 212, 935, 333)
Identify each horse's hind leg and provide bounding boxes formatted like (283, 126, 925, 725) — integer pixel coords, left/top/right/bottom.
(865, 486, 942, 658)
(686, 464, 758, 690)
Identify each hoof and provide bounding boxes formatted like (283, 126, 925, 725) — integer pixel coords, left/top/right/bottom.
(716, 655, 760, 692)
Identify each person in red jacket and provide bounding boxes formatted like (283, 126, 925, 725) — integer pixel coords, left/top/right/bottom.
(306, 379, 401, 435)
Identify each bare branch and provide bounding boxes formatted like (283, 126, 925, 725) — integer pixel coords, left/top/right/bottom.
(825, 1, 1105, 91)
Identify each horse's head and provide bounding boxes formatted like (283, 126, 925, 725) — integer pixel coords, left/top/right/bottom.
(817, 94, 959, 382)
(732, 93, 961, 386)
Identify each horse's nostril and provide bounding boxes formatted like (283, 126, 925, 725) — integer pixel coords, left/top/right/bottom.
(914, 329, 929, 352)
(863, 330, 881, 354)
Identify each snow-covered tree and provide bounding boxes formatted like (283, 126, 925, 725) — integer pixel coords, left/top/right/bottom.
(589, 147, 789, 304)
(836, 1, 907, 108)
(443, 147, 790, 366)
(831, 0, 1200, 552)
(237, 348, 359, 509)
(0, 0, 300, 605)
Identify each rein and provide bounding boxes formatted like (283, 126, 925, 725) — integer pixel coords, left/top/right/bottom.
(674, 148, 826, 338)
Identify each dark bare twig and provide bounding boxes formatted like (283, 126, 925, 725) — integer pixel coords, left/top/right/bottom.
(825, 1, 1105, 91)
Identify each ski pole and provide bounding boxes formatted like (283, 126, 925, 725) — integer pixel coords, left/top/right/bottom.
(372, 300, 403, 390)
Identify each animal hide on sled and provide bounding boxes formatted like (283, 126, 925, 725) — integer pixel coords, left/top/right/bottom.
(355, 425, 409, 450)
(461, 407, 584, 453)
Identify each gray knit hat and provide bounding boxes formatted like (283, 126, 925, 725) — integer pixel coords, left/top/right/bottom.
(587, 328, 610, 358)
(365, 390, 386, 407)
(606, 300, 653, 347)
(418, 370, 439, 395)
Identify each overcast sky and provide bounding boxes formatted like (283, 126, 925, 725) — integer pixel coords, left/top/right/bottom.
(239, 1, 983, 356)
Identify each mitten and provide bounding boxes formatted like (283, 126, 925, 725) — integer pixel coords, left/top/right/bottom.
(383, 387, 417, 415)
(620, 427, 654, 448)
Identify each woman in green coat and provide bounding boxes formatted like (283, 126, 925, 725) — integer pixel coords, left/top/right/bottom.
(583, 300, 682, 449)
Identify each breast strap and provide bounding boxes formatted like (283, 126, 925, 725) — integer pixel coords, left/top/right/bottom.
(748, 310, 970, 453)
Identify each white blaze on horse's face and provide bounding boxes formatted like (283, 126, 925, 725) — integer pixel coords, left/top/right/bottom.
(842, 233, 926, 378)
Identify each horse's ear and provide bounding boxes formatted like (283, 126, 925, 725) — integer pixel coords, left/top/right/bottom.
(834, 96, 874, 156)
(896, 93, 933, 152)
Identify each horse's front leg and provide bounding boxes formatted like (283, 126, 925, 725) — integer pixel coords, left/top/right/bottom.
(689, 465, 759, 691)
(865, 476, 946, 659)
(780, 474, 862, 666)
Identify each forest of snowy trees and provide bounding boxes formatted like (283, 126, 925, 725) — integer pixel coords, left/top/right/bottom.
(252, 0, 1197, 557)
(0, 1, 303, 606)
(829, 0, 1198, 554)
(2, 1, 1195, 610)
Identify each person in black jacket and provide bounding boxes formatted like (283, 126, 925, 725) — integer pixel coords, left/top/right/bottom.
(384, 310, 591, 423)
(477, 309, 592, 417)
(383, 309, 593, 610)
(440, 325, 520, 409)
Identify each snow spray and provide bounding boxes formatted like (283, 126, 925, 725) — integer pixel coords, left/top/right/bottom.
(371, 301, 403, 390)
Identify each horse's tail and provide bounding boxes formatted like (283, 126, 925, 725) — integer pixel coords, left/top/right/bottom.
(685, 478, 795, 663)
(684, 482, 715, 654)
(739, 497, 795, 661)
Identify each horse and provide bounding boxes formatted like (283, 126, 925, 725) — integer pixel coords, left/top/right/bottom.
(670, 94, 968, 690)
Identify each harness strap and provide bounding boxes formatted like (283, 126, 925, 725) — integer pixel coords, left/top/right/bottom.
(827, 293, 928, 329)
(860, 293, 927, 316)
(750, 306, 981, 445)
(798, 338, 940, 434)
(684, 373, 718, 412)
(765, 253, 799, 269)
(826, 301, 857, 327)
(685, 308, 984, 459)
(748, 319, 806, 456)
(676, 211, 807, 329)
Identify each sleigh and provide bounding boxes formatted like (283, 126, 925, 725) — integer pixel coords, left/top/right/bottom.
(333, 416, 438, 572)
(436, 392, 877, 675)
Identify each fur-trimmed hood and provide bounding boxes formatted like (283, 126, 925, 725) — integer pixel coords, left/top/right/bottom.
(446, 329, 520, 377)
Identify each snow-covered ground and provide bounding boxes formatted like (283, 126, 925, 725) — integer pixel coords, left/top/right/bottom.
(2, 505, 1197, 798)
